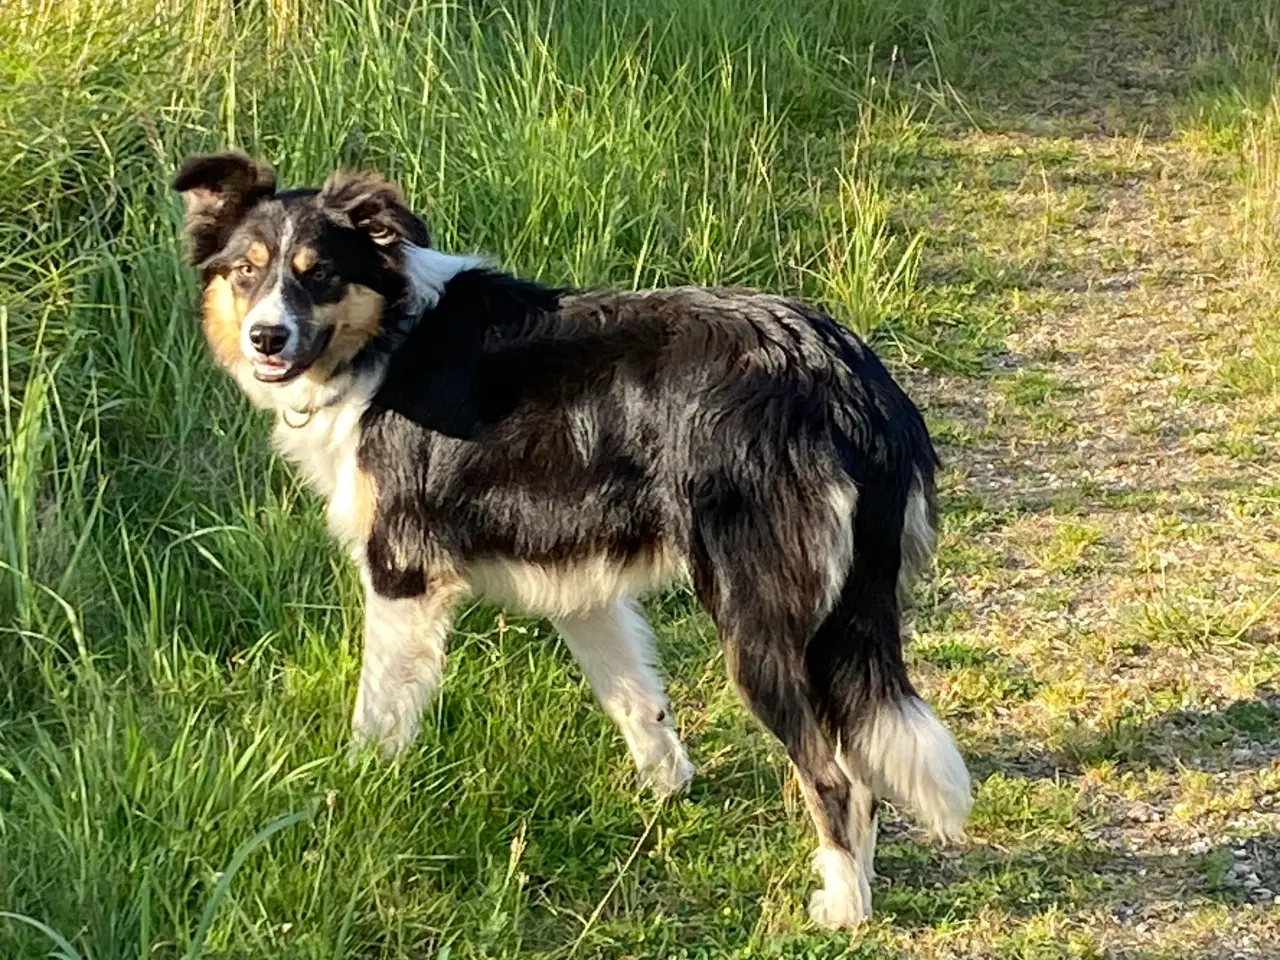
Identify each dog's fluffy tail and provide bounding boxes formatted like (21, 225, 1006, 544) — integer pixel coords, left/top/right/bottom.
(807, 468, 971, 840)
(847, 697, 971, 840)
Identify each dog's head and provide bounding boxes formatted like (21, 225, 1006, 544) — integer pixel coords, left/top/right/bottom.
(173, 152, 433, 407)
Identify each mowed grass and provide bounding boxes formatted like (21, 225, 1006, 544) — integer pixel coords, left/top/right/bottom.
(3, 1, 1280, 958)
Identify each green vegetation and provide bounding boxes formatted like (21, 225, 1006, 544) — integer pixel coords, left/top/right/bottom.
(3, 0, 1279, 956)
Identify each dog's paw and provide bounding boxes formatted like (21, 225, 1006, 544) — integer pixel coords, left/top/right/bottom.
(807, 887, 869, 930)
(808, 847, 871, 930)
(642, 742, 694, 798)
(344, 733, 378, 768)
(349, 705, 420, 762)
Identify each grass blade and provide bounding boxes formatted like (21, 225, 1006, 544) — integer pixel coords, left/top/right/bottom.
(183, 804, 316, 960)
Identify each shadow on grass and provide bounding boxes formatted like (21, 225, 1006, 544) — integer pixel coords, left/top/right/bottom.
(874, 833, 1273, 931)
(858, 700, 1280, 942)
(962, 690, 1280, 779)
(905, 0, 1274, 136)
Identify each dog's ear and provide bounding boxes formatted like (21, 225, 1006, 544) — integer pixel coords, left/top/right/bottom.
(319, 170, 431, 249)
(172, 152, 276, 266)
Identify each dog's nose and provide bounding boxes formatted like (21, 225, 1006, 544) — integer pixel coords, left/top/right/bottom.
(248, 323, 290, 356)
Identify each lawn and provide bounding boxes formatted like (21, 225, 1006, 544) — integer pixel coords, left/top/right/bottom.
(2, 0, 1280, 957)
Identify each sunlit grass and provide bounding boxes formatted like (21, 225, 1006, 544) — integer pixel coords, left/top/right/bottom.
(3, 0, 1280, 957)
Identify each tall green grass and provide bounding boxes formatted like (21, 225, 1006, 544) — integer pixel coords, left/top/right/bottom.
(0, 1, 982, 955)
(1181, 0, 1280, 106)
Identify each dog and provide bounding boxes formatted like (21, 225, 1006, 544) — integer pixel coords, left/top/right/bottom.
(171, 152, 971, 929)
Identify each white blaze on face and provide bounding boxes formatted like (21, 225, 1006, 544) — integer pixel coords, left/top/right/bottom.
(239, 218, 300, 373)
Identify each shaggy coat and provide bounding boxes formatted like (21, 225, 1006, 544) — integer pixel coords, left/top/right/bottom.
(172, 152, 971, 930)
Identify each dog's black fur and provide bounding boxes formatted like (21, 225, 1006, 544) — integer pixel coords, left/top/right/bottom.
(173, 152, 970, 928)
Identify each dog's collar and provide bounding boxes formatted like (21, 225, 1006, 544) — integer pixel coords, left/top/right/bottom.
(282, 407, 314, 429)
(277, 358, 387, 429)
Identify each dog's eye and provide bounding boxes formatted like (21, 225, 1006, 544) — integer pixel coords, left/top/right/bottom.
(310, 264, 330, 284)
(235, 262, 259, 281)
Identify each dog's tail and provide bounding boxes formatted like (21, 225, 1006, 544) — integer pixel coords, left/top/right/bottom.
(806, 469, 971, 840)
(845, 694, 971, 840)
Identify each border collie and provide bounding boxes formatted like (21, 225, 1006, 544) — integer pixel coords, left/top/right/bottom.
(172, 152, 971, 929)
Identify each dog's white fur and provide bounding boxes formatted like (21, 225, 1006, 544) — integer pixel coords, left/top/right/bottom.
(831, 753, 879, 888)
(817, 482, 857, 622)
(847, 697, 971, 842)
(898, 473, 935, 602)
(466, 548, 684, 621)
(350, 573, 463, 756)
(554, 600, 693, 796)
(402, 245, 487, 316)
(271, 375, 379, 543)
(809, 845, 871, 929)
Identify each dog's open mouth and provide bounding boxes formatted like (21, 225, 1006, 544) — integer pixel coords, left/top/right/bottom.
(252, 356, 298, 382)
(250, 328, 333, 383)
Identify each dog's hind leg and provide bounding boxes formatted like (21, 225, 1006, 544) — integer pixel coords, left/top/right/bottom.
(834, 751, 879, 885)
(722, 633, 872, 929)
(554, 599, 694, 797)
(688, 477, 896, 929)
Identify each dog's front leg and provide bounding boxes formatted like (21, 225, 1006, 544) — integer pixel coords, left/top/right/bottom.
(350, 573, 465, 758)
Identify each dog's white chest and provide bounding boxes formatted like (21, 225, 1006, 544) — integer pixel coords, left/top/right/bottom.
(272, 399, 369, 544)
